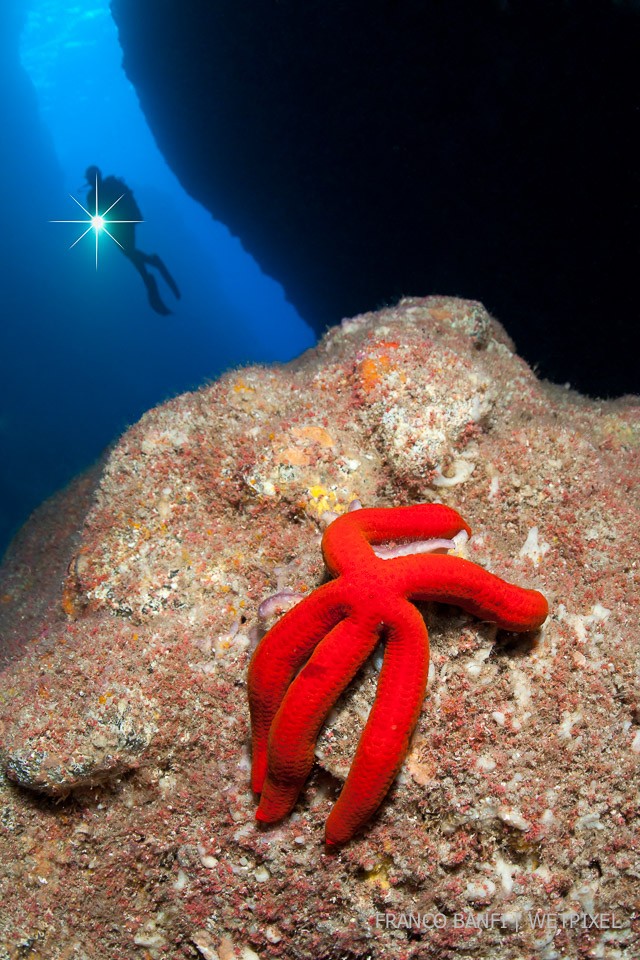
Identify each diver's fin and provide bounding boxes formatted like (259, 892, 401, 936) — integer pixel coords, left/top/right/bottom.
(144, 274, 172, 315)
(150, 254, 181, 300)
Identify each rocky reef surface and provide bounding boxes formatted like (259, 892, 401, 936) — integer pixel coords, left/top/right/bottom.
(0, 297, 638, 959)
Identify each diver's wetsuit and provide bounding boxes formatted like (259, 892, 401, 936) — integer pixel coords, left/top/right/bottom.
(87, 171, 180, 316)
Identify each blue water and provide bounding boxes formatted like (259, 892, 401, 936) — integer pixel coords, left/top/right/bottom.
(0, 0, 314, 558)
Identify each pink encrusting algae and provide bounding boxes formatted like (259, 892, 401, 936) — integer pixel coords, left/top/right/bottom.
(0, 296, 638, 959)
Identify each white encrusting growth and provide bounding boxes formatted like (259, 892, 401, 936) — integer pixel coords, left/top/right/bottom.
(518, 526, 550, 567)
(432, 458, 476, 487)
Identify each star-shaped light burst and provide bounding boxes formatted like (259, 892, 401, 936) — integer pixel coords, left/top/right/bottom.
(51, 173, 142, 269)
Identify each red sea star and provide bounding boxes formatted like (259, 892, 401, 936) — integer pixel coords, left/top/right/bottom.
(248, 503, 548, 846)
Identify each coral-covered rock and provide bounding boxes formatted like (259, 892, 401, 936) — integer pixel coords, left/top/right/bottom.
(0, 297, 638, 958)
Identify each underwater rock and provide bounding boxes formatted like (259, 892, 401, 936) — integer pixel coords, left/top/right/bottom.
(110, 0, 639, 395)
(0, 297, 638, 958)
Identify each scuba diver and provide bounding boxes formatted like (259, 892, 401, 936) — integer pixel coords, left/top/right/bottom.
(85, 166, 180, 316)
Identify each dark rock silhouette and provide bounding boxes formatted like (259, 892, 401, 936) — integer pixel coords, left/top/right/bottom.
(111, 0, 640, 396)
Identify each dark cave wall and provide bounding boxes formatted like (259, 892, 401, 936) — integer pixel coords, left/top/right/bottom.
(110, 0, 639, 397)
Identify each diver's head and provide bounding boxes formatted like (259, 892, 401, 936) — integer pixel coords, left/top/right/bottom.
(85, 165, 102, 187)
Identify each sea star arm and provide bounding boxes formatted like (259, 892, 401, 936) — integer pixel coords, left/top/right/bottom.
(248, 503, 549, 844)
(395, 553, 548, 631)
(324, 599, 430, 846)
(322, 504, 470, 577)
(255, 612, 381, 824)
(248, 578, 348, 792)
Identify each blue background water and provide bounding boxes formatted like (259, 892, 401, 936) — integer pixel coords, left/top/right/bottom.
(0, 0, 314, 559)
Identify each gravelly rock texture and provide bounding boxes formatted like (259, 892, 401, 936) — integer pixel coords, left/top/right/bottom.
(0, 297, 638, 959)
